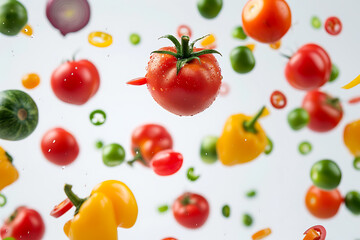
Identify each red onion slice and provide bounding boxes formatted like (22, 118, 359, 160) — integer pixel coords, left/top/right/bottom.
(46, 0, 90, 36)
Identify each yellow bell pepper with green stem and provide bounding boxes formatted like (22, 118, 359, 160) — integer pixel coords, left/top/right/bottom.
(217, 106, 267, 166)
(0, 146, 19, 191)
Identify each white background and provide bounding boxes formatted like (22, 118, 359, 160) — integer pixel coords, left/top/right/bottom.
(0, 0, 359, 239)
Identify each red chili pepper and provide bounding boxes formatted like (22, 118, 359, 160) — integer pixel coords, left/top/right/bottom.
(348, 96, 360, 104)
(325, 17, 342, 35)
(304, 225, 326, 240)
(50, 198, 74, 218)
(270, 90, 287, 109)
(177, 25, 192, 38)
(127, 77, 147, 86)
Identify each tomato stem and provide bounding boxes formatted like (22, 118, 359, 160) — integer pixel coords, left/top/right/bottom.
(64, 184, 87, 216)
(127, 149, 147, 166)
(181, 36, 190, 58)
(243, 106, 266, 134)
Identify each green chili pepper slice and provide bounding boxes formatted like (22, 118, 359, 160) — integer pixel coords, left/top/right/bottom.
(299, 141, 312, 155)
(311, 16, 321, 29)
(90, 110, 107, 126)
(264, 136, 273, 155)
(222, 204, 230, 218)
(95, 140, 104, 149)
(353, 157, 360, 170)
(187, 167, 200, 181)
(0, 193, 7, 207)
(246, 190, 257, 198)
(158, 204, 169, 213)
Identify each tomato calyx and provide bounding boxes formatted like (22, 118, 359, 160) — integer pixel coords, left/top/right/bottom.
(64, 184, 88, 216)
(304, 225, 326, 240)
(325, 97, 341, 111)
(127, 148, 148, 167)
(151, 34, 222, 74)
(243, 106, 266, 134)
(180, 194, 192, 206)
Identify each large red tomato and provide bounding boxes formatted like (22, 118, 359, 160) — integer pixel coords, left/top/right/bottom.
(302, 90, 343, 132)
(41, 127, 79, 166)
(129, 35, 222, 116)
(51, 59, 100, 105)
(285, 44, 331, 90)
(242, 0, 291, 43)
(172, 192, 209, 229)
(305, 185, 342, 219)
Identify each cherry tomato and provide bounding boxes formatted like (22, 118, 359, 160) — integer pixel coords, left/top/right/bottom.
(128, 124, 173, 167)
(102, 143, 126, 167)
(285, 44, 331, 91)
(41, 127, 79, 166)
(172, 192, 209, 229)
(151, 150, 183, 176)
(197, 0, 223, 19)
(51, 59, 100, 105)
(310, 159, 342, 190)
(287, 108, 309, 130)
(50, 198, 73, 218)
(302, 90, 343, 132)
(230, 46, 255, 74)
(305, 185, 342, 219)
(270, 90, 287, 109)
(325, 16, 342, 36)
(345, 191, 360, 215)
(1, 206, 45, 240)
(162, 238, 177, 240)
(242, 0, 291, 43)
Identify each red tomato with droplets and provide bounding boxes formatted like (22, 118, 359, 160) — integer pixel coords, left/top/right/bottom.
(302, 90, 343, 132)
(285, 44, 331, 91)
(41, 127, 79, 166)
(172, 192, 209, 229)
(151, 150, 183, 176)
(51, 60, 100, 105)
(325, 17, 342, 36)
(305, 185, 342, 219)
(242, 0, 292, 43)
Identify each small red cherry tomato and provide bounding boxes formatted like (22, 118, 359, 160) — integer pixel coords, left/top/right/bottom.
(270, 90, 287, 109)
(50, 198, 73, 218)
(325, 17, 342, 36)
(151, 150, 183, 176)
(177, 25, 192, 38)
(41, 127, 80, 166)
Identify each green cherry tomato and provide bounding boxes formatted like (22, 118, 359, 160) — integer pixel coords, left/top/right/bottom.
(0, 0, 28, 36)
(197, 0, 223, 19)
(310, 159, 342, 190)
(345, 191, 360, 215)
(230, 46, 255, 74)
(232, 26, 247, 40)
(129, 33, 141, 45)
(242, 213, 253, 227)
(329, 64, 339, 82)
(246, 190, 256, 198)
(102, 143, 125, 167)
(200, 135, 218, 164)
(158, 204, 169, 213)
(95, 140, 104, 149)
(287, 108, 310, 130)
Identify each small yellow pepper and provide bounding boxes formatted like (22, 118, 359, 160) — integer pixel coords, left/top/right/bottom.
(63, 180, 138, 240)
(344, 119, 360, 156)
(0, 146, 19, 191)
(217, 107, 267, 166)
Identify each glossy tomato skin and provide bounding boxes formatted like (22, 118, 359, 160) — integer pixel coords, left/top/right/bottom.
(172, 192, 210, 229)
(285, 44, 331, 90)
(41, 127, 79, 166)
(302, 90, 343, 132)
(51, 60, 100, 105)
(151, 150, 183, 176)
(131, 124, 173, 167)
(1, 206, 45, 240)
(146, 47, 222, 116)
(305, 185, 342, 219)
(242, 0, 291, 43)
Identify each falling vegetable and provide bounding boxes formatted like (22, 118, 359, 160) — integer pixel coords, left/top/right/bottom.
(0, 147, 19, 192)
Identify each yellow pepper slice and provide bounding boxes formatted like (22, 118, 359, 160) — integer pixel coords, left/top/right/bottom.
(246, 43, 256, 51)
(252, 228, 272, 240)
(21, 24, 33, 36)
(269, 40, 281, 50)
(201, 34, 216, 47)
(88, 31, 113, 48)
(342, 74, 360, 89)
(0, 146, 19, 191)
(344, 119, 360, 156)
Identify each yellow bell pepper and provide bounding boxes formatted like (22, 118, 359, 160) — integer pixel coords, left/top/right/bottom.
(63, 180, 138, 240)
(217, 106, 267, 166)
(344, 119, 360, 156)
(0, 146, 19, 191)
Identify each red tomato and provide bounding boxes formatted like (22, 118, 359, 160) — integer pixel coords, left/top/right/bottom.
(285, 44, 331, 91)
(1, 206, 45, 240)
(50, 198, 73, 218)
(151, 150, 183, 176)
(172, 192, 209, 229)
(51, 59, 100, 105)
(129, 124, 173, 167)
(41, 128, 79, 166)
(162, 238, 177, 240)
(270, 90, 287, 109)
(325, 17, 342, 36)
(242, 0, 291, 43)
(302, 90, 343, 132)
(305, 185, 342, 219)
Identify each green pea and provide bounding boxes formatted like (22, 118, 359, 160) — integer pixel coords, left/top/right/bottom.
(287, 108, 310, 130)
(353, 157, 360, 170)
(329, 64, 339, 82)
(102, 143, 125, 167)
(311, 16, 321, 29)
(95, 140, 104, 149)
(222, 205, 230, 218)
(90, 110, 106, 126)
(310, 159, 341, 190)
(230, 46, 255, 74)
(232, 26, 247, 40)
(242, 213, 253, 226)
(246, 190, 256, 198)
(200, 135, 218, 164)
(158, 204, 169, 213)
(345, 191, 360, 215)
(130, 33, 141, 45)
(197, 0, 223, 19)
(298, 141, 312, 155)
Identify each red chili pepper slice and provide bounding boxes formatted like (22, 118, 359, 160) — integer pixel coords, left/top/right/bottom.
(303, 225, 326, 240)
(177, 25, 192, 38)
(325, 17, 342, 35)
(348, 96, 360, 104)
(127, 77, 147, 86)
(270, 90, 287, 109)
(50, 198, 74, 218)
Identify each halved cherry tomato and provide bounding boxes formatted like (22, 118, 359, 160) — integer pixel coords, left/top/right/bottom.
(50, 198, 73, 218)
(270, 90, 287, 109)
(151, 150, 183, 176)
(325, 17, 342, 36)
(303, 225, 326, 240)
